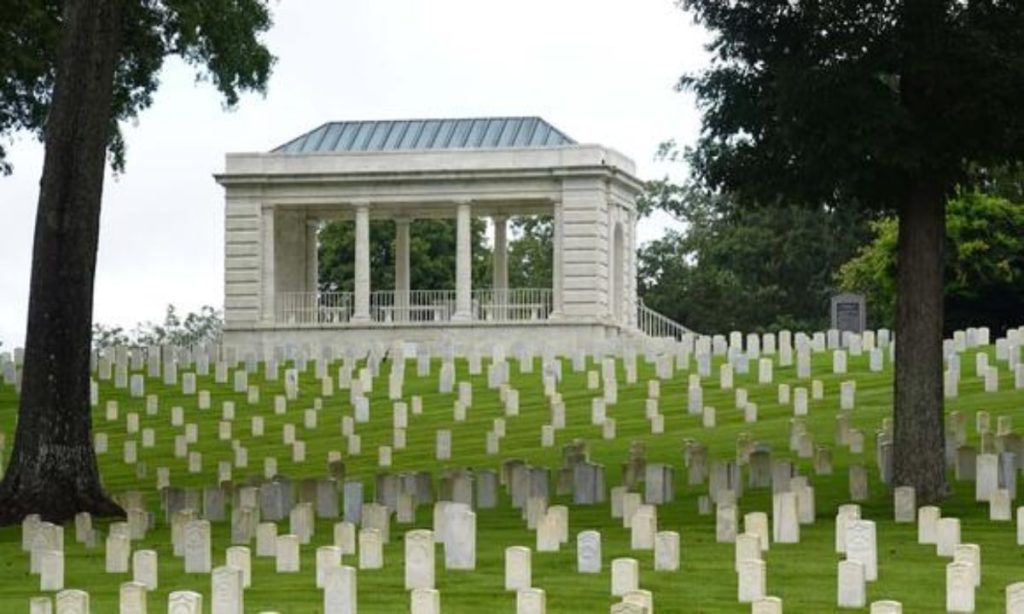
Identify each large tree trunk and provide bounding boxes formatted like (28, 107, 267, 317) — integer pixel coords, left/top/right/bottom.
(0, 0, 124, 525)
(892, 179, 948, 503)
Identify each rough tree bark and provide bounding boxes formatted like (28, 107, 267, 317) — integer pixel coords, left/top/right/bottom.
(892, 179, 948, 504)
(0, 0, 125, 524)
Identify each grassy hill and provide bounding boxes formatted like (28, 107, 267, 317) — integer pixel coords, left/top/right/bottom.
(0, 333, 1022, 612)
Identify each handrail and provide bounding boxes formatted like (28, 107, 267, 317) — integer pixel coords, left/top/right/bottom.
(637, 299, 694, 340)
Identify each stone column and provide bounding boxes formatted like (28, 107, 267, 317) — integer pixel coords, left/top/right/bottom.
(492, 214, 508, 291)
(627, 209, 638, 327)
(261, 206, 276, 324)
(306, 217, 319, 295)
(608, 206, 618, 321)
(353, 202, 371, 322)
(453, 201, 473, 321)
(550, 201, 564, 318)
(492, 214, 509, 321)
(394, 217, 411, 321)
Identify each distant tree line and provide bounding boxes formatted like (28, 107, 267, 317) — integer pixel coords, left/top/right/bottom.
(92, 305, 223, 350)
(636, 180, 875, 334)
(638, 176, 1024, 337)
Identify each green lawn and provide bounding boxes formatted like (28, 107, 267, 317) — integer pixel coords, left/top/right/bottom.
(0, 340, 1022, 612)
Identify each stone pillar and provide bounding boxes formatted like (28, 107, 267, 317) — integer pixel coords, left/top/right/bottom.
(353, 202, 371, 322)
(395, 217, 411, 321)
(559, 179, 610, 320)
(610, 208, 624, 323)
(261, 206, 276, 324)
(550, 201, 564, 318)
(627, 209, 638, 327)
(306, 218, 319, 295)
(608, 206, 618, 321)
(269, 210, 310, 325)
(492, 215, 508, 291)
(453, 201, 473, 321)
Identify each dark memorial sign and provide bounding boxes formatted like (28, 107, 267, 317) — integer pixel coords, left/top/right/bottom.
(831, 294, 866, 334)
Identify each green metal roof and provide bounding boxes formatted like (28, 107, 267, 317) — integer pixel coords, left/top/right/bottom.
(272, 117, 576, 154)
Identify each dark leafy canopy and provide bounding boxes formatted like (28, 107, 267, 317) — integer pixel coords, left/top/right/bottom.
(638, 180, 873, 334)
(680, 0, 1024, 206)
(0, 0, 274, 173)
(319, 219, 492, 292)
(839, 192, 1024, 334)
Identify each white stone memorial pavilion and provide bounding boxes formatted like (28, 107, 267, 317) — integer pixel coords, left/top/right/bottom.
(217, 117, 689, 352)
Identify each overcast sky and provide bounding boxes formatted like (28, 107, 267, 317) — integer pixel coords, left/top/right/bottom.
(0, 0, 710, 348)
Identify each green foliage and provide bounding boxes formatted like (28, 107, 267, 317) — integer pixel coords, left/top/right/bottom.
(318, 220, 398, 293)
(836, 219, 900, 330)
(679, 1, 1024, 206)
(970, 163, 1024, 203)
(318, 219, 491, 292)
(635, 177, 690, 219)
(507, 215, 553, 289)
(839, 192, 1024, 334)
(90, 323, 131, 350)
(317, 215, 559, 293)
(638, 182, 873, 334)
(0, 0, 274, 173)
(91, 304, 223, 349)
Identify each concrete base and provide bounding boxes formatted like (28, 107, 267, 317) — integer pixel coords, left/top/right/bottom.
(222, 320, 634, 358)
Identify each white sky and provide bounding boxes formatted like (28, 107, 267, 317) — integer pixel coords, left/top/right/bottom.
(0, 0, 709, 348)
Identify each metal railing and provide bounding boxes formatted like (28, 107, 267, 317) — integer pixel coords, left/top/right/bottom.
(274, 288, 553, 325)
(474, 288, 552, 322)
(637, 299, 694, 340)
(277, 292, 353, 325)
(370, 290, 456, 323)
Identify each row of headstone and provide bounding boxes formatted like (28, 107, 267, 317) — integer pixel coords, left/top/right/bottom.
(18, 325, 1024, 609)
